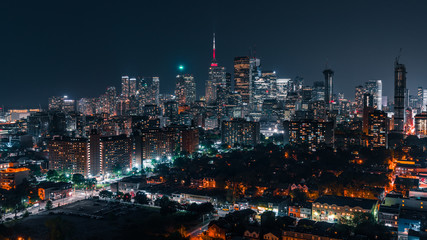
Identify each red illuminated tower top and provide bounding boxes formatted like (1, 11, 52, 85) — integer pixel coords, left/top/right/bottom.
(211, 33, 218, 67)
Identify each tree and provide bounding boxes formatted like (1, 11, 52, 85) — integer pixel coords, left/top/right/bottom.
(134, 192, 149, 204)
(46, 170, 59, 181)
(45, 200, 53, 211)
(99, 190, 112, 199)
(156, 197, 177, 215)
(72, 174, 85, 186)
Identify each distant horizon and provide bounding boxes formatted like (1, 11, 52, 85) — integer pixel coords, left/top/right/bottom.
(1, 0, 427, 108)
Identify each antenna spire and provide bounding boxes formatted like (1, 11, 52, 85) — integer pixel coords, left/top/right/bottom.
(210, 33, 218, 67)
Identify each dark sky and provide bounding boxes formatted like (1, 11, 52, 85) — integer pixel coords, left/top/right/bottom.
(1, 0, 427, 108)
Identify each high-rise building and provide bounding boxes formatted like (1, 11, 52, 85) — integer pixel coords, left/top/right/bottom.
(276, 78, 291, 101)
(284, 120, 334, 151)
(140, 128, 177, 160)
(234, 56, 251, 105)
(417, 87, 423, 111)
(100, 135, 131, 175)
(253, 71, 277, 112)
(355, 85, 364, 112)
(366, 110, 388, 148)
(48, 136, 89, 176)
(175, 74, 196, 105)
(48, 96, 75, 113)
(323, 68, 334, 111)
(312, 81, 325, 102)
(365, 80, 382, 110)
(415, 112, 427, 138)
(221, 119, 260, 147)
(206, 33, 226, 106)
(393, 59, 407, 133)
(121, 76, 130, 98)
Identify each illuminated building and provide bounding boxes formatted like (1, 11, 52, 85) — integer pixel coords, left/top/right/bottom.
(312, 81, 325, 102)
(354, 85, 364, 113)
(175, 74, 196, 105)
(206, 33, 226, 106)
(49, 96, 75, 113)
(221, 119, 260, 147)
(394, 59, 407, 133)
(284, 120, 334, 151)
(163, 101, 179, 126)
(234, 56, 251, 105)
(140, 128, 177, 160)
(323, 68, 334, 111)
(180, 127, 199, 154)
(121, 76, 137, 98)
(365, 80, 382, 110)
(365, 110, 388, 148)
(415, 112, 427, 138)
(100, 134, 131, 174)
(276, 78, 290, 101)
(7, 109, 41, 122)
(37, 182, 72, 201)
(88, 129, 101, 176)
(252, 71, 277, 112)
(0, 167, 30, 190)
(312, 195, 378, 223)
(48, 136, 89, 176)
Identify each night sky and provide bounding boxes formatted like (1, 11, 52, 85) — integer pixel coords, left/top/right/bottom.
(1, 1, 427, 108)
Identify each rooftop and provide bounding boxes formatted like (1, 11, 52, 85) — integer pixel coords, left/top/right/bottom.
(314, 195, 378, 210)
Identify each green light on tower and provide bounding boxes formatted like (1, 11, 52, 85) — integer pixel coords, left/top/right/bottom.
(178, 65, 184, 71)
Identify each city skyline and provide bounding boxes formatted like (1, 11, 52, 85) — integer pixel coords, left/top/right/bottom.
(1, 1, 427, 108)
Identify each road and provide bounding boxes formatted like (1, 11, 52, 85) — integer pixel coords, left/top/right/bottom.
(1, 190, 87, 221)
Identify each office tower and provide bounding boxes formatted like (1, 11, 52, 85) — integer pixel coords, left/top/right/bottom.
(163, 101, 179, 126)
(105, 86, 117, 115)
(284, 120, 334, 151)
(365, 110, 387, 148)
(121, 76, 130, 98)
(415, 112, 427, 138)
(249, 58, 261, 110)
(48, 96, 63, 111)
(175, 74, 196, 105)
(323, 68, 334, 111)
(417, 87, 423, 110)
(129, 77, 137, 97)
(365, 80, 382, 110)
(276, 78, 290, 101)
(393, 59, 407, 133)
(234, 56, 251, 105)
(48, 96, 75, 113)
(354, 85, 364, 112)
(206, 33, 226, 105)
(312, 81, 325, 102)
(221, 119, 260, 146)
(253, 71, 275, 112)
(140, 77, 160, 105)
(423, 89, 427, 111)
(48, 136, 89, 176)
(225, 72, 232, 96)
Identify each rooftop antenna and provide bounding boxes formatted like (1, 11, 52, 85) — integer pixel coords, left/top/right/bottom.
(396, 48, 402, 64)
(325, 58, 329, 69)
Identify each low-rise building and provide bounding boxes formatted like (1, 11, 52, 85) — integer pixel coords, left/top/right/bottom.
(312, 195, 378, 223)
(37, 181, 73, 200)
(0, 167, 30, 190)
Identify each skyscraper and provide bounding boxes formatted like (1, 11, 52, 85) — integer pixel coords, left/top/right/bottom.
(206, 33, 226, 105)
(365, 80, 382, 110)
(121, 76, 130, 98)
(234, 56, 251, 105)
(323, 68, 334, 111)
(175, 74, 196, 105)
(393, 59, 407, 133)
(355, 85, 364, 112)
